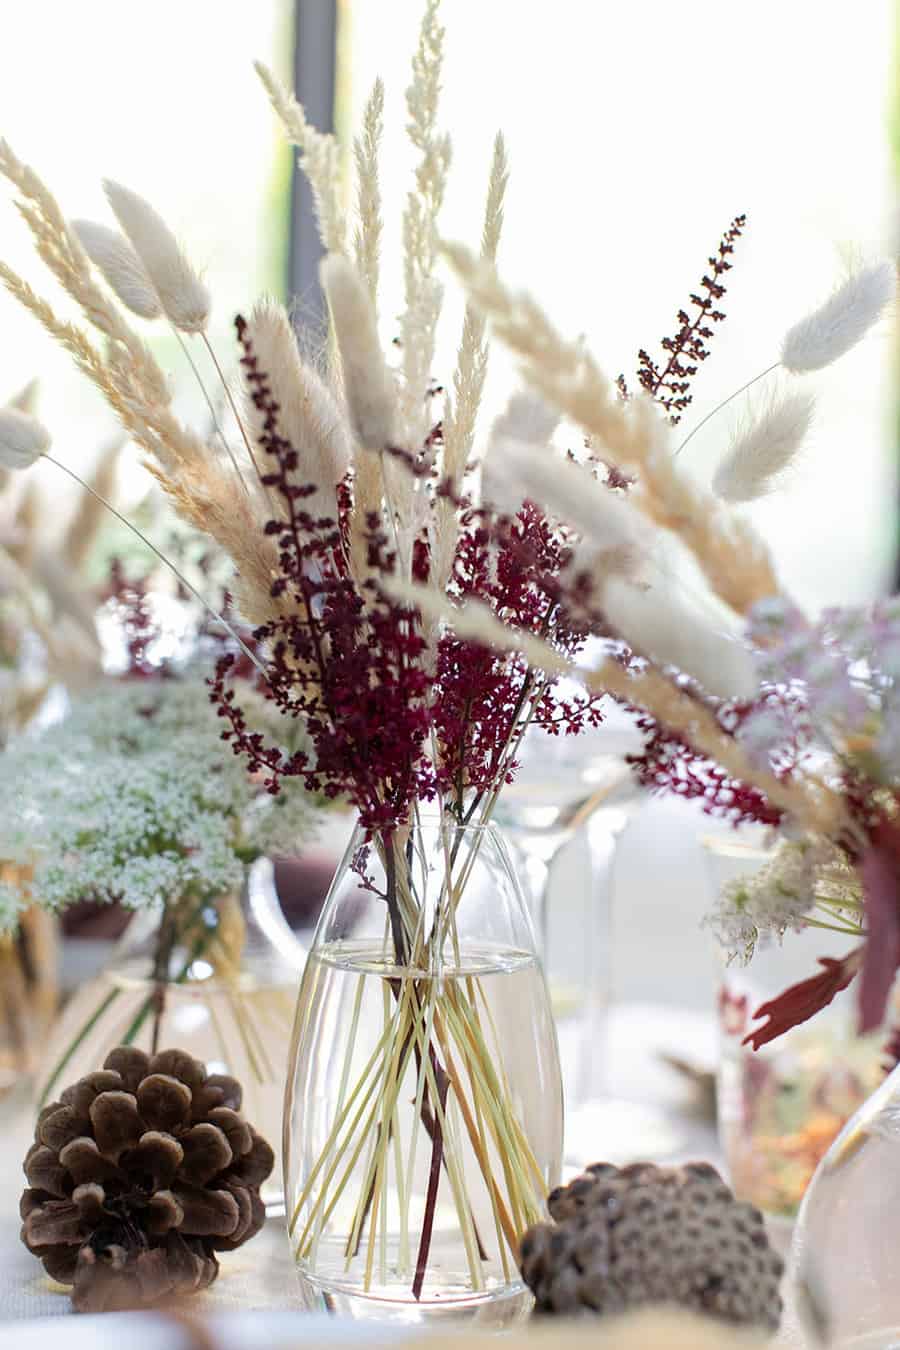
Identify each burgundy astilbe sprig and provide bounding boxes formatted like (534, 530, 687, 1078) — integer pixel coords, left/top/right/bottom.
(212, 318, 436, 834)
(212, 318, 610, 838)
(636, 214, 747, 423)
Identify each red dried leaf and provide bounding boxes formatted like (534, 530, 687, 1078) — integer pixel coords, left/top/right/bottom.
(743, 950, 862, 1051)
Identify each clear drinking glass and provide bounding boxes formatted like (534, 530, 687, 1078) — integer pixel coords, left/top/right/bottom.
(706, 835, 882, 1230)
(283, 814, 563, 1326)
(35, 858, 305, 1213)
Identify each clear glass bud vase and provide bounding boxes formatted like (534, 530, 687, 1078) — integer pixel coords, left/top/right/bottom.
(791, 1059, 900, 1349)
(35, 859, 304, 1213)
(283, 814, 563, 1326)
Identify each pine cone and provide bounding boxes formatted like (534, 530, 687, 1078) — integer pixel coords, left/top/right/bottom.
(20, 1046, 275, 1313)
(519, 1161, 783, 1331)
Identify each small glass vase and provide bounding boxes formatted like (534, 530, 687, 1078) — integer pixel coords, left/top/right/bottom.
(706, 835, 882, 1227)
(283, 814, 563, 1326)
(0, 901, 58, 1105)
(35, 858, 304, 1213)
(792, 1060, 900, 1349)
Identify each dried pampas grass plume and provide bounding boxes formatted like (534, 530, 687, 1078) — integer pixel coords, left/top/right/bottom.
(243, 300, 351, 516)
(353, 78, 385, 310)
(63, 434, 125, 568)
(103, 180, 210, 333)
(601, 576, 758, 702)
(0, 408, 50, 469)
(489, 390, 559, 454)
(255, 61, 344, 255)
(320, 254, 397, 449)
(70, 219, 162, 321)
(781, 261, 895, 373)
(713, 391, 815, 503)
(7, 378, 39, 414)
(483, 437, 648, 581)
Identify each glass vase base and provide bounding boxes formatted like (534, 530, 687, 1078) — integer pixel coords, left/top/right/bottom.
(294, 1261, 533, 1327)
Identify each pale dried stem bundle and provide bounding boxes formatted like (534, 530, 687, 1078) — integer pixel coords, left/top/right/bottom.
(443, 244, 780, 617)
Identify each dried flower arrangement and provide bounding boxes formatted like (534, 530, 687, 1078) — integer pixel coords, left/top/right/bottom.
(0, 0, 605, 1302)
(0, 0, 894, 1307)
(409, 242, 896, 1057)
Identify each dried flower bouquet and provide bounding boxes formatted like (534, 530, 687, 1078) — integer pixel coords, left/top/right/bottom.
(0, 0, 893, 1300)
(0, 0, 600, 1301)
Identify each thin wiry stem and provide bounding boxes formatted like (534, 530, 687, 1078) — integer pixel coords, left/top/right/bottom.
(675, 362, 780, 457)
(171, 326, 250, 498)
(43, 454, 268, 681)
(199, 331, 266, 484)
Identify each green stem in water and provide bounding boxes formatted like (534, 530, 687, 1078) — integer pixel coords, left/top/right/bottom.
(37, 985, 122, 1109)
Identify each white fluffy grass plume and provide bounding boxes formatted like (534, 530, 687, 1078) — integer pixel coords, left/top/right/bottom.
(0, 407, 50, 470)
(71, 219, 162, 321)
(242, 299, 351, 516)
(781, 261, 895, 373)
(712, 391, 815, 503)
(483, 436, 647, 574)
(320, 253, 397, 449)
(602, 576, 758, 702)
(103, 180, 210, 333)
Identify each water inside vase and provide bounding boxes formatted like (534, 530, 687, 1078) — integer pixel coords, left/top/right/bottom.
(285, 939, 562, 1323)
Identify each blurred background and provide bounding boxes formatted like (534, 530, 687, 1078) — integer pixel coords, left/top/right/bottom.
(0, 0, 896, 1014)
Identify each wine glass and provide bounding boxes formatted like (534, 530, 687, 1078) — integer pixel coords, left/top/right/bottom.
(495, 692, 684, 1165)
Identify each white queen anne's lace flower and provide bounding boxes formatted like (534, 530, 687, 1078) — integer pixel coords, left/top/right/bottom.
(705, 837, 838, 964)
(0, 677, 320, 930)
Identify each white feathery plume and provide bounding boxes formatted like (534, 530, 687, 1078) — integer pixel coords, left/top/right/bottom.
(353, 79, 385, 311)
(442, 132, 509, 486)
(601, 575, 758, 702)
(383, 575, 570, 676)
(712, 391, 816, 503)
(7, 378, 39, 414)
(320, 254, 397, 450)
(781, 261, 895, 373)
(431, 133, 510, 590)
(243, 299, 351, 517)
(397, 0, 452, 451)
(255, 61, 344, 255)
(483, 436, 647, 567)
(0, 408, 50, 470)
(488, 389, 559, 453)
(70, 218, 162, 321)
(103, 180, 210, 333)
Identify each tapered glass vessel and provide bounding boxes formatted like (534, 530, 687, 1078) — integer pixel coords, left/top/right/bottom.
(283, 814, 563, 1326)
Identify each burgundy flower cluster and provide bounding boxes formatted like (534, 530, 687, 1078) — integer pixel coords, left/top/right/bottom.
(634, 213, 746, 422)
(211, 320, 604, 836)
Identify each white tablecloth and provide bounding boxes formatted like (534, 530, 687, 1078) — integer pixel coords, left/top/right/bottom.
(0, 1003, 803, 1346)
